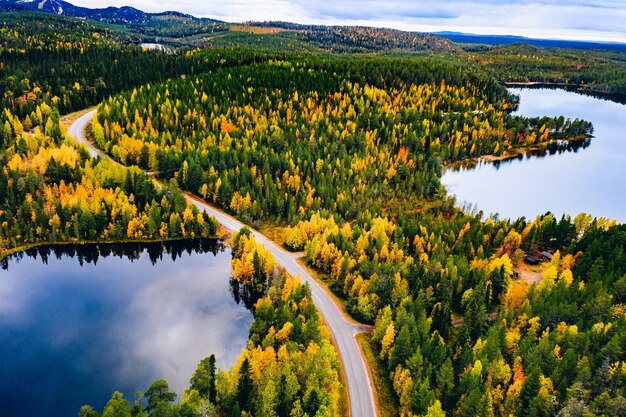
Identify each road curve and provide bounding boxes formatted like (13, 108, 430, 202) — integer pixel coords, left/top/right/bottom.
(69, 109, 377, 417)
(67, 110, 100, 159)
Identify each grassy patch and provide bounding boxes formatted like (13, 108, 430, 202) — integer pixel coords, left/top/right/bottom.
(356, 333, 399, 417)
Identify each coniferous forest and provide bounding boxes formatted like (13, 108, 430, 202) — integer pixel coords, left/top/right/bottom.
(1, 9, 626, 417)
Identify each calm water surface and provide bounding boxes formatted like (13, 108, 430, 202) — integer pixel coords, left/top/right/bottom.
(0, 240, 252, 417)
(442, 88, 626, 222)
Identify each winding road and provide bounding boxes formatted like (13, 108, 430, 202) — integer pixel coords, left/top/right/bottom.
(69, 110, 377, 417)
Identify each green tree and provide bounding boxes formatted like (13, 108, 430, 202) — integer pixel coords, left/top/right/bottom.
(237, 358, 254, 412)
(189, 354, 217, 402)
(102, 392, 132, 417)
(436, 358, 455, 409)
(259, 379, 278, 417)
(207, 355, 217, 404)
(79, 405, 101, 417)
(144, 380, 176, 414)
(517, 367, 541, 417)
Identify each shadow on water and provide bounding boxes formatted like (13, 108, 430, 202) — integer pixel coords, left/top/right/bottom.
(491, 137, 592, 170)
(229, 277, 264, 311)
(447, 137, 592, 173)
(1, 239, 224, 271)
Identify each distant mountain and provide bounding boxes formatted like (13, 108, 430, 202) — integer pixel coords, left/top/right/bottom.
(0, 0, 221, 26)
(437, 31, 626, 52)
(9, 0, 66, 14)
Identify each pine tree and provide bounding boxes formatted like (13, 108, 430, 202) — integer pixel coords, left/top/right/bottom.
(237, 358, 254, 412)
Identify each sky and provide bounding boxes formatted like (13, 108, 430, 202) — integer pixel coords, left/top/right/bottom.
(70, 0, 626, 43)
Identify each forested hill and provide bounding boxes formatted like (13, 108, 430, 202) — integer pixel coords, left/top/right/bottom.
(246, 21, 460, 53)
(0, 13, 274, 116)
(0, 0, 222, 26)
(0, 0, 456, 53)
(439, 32, 626, 52)
(0, 0, 225, 38)
(3, 7, 625, 96)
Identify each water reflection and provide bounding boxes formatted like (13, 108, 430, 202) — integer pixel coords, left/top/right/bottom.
(1, 239, 224, 270)
(448, 137, 592, 172)
(0, 239, 253, 417)
(442, 88, 626, 222)
(509, 84, 626, 105)
(229, 277, 264, 311)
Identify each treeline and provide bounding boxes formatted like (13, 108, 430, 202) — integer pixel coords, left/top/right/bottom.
(249, 22, 458, 53)
(0, 12, 135, 44)
(81, 229, 343, 417)
(138, 14, 227, 39)
(506, 115, 594, 141)
(466, 43, 626, 96)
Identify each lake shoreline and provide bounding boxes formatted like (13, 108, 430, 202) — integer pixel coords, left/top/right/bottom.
(443, 134, 592, 172)
(504, 81, 626, 103)
(1, 234, 249, 417)
(441, 87, 626, 223)
(0, 235, 222, 262)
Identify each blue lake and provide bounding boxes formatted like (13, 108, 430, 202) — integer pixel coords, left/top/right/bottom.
(0, 240, 252, 417)
(442, 88, 626, 223)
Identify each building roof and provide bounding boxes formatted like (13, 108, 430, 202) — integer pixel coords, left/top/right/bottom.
(524, 255, 540, 264)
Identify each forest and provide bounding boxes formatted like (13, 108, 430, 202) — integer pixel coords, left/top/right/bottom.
(1, 10, 626, 417)
(0, 13, 278, 118)
(136, 13, 227, 39)
(93, 56, 591, 227)
(87, 49, 626, 417)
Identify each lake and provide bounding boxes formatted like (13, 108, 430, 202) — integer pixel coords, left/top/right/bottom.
(140, 43, 174, 53)
(442, 88, 626, 222)
(0, 240, 253, 417)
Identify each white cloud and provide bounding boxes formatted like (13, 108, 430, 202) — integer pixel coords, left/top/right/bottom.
(69, 0, 626, 43)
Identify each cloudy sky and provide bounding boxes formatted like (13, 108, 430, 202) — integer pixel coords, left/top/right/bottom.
(71, 0, 626, 43)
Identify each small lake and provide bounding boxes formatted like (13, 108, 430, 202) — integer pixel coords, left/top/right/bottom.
(442, 88, 626, 222)
(0, 240, 252, 417)
(140, 43, 174, 53)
